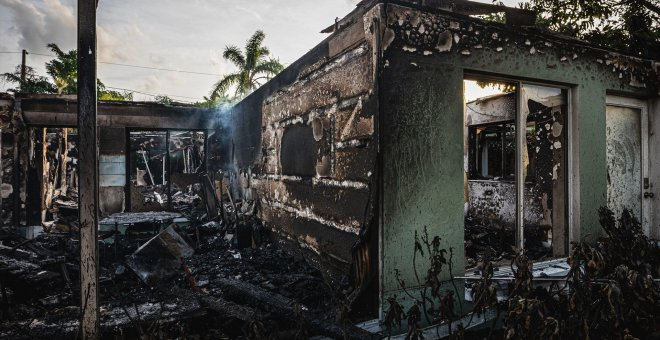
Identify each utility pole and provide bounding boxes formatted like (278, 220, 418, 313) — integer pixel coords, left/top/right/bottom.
(20, 49, 27, 91)
(78, 0, 100, 338)
(12, 50, 28, 230)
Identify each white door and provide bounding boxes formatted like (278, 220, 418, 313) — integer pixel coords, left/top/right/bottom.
(606, 96, 650, 235)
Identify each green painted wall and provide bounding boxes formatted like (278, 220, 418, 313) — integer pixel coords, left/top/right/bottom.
(377, 3, 656, 316)
(380, 58, 465, 296)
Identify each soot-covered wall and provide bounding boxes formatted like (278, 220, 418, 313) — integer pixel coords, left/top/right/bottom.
(225, 6, 381, 286)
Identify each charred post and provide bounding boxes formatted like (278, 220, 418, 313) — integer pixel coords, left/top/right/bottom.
(77, 0, 100, 338)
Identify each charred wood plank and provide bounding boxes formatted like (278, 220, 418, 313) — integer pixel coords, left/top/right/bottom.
(199, 295, 256, 321)
(215, 277, 375, 339)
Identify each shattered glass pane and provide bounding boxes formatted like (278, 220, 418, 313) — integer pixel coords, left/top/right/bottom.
(521, 84, 568, 259)
(606, 105, 642, 220)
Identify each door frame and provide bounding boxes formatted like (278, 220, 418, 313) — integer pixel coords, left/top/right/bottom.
(605, 95, 650, 235)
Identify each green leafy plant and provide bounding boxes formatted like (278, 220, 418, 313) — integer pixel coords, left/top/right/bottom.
(387, 208, 659, 339)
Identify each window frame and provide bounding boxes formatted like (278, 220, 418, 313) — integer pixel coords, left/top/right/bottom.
(464, 73, 573, 255)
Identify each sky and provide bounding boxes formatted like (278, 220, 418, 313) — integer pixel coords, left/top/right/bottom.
(0, 0, 521, 103)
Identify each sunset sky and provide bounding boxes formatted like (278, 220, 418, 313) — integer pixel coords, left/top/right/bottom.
(1, 0, 521, 102)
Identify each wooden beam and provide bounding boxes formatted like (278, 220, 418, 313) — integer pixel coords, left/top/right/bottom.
(12, 131, 20, 229)
(77, 0, 100, 338)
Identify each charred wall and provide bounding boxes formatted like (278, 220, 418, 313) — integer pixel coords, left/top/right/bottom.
(224, 6, 381, 288)
(0, 94, 29, 228)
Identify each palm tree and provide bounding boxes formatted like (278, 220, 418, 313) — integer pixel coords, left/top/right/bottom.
(210, 30, 283, 100)
(42, 43, 132, 100)
(45, 43, 78, 94)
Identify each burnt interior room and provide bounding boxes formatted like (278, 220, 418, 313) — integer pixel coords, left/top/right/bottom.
(464, 78, 569, 267)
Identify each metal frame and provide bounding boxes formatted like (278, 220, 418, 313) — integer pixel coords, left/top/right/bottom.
(468, 120, 517, 181)
(515, 81, 525, 251)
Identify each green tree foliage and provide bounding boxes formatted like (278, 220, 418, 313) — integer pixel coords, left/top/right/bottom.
(154, 95, 172, 105)
(2, 43, 133, 101)
(46, 43, 133, 100)
(210, 30, 284, 100)
(194, 94, 234, 108)
(524, 0, 660, 58)
(45, 43, 78, 94)
(97, 81, 133, 101)
(1, 65, 56, 94)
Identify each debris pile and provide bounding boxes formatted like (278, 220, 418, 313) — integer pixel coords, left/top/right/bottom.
(0, 206, 373, 339)
(464, 216, 515, 268)
(464, 216, 552, 268)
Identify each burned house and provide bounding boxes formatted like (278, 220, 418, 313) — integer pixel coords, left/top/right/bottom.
(217, 0, 660, 324)
(1, 0, 659, 337)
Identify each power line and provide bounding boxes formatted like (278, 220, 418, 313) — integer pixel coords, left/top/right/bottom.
(105, 86, 202, 102)
(9, 51, 222, 76)
(100, 61, 221, 76)
(2, 50, 208, 102)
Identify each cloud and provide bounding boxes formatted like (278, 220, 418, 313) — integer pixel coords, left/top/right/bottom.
(233, 5, 263, 21)
(0, 0, 142, 63)
(1, 0, 361, 98)
(0, 0, 76, 52)
(97, 25, 136, 62)
(140, 75, 161, 93)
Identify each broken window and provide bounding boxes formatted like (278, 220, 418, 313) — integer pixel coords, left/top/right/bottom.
(129, 131, 169, 210)
(464, 78, 568, 267)
(169, 130, 207, 212)
(128, 130, 207, 213)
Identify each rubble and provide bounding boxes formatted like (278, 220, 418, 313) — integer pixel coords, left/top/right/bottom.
(126, 225, 194, 285)
(464, 216, 552, 269)
(0, 200, 376, 339)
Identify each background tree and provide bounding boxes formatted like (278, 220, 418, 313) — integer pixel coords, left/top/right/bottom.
(1, 65, 56, 94)
(1, 43, 132, 100)
(523, 0, 659, 58)
(194, 94, 234, 108)
(46, 43, 132, 100)
(154, 95, 172, 105)
(210, 30, 283, 100)
(97, 81, 133, 101)
(45, 43, 77, 94)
